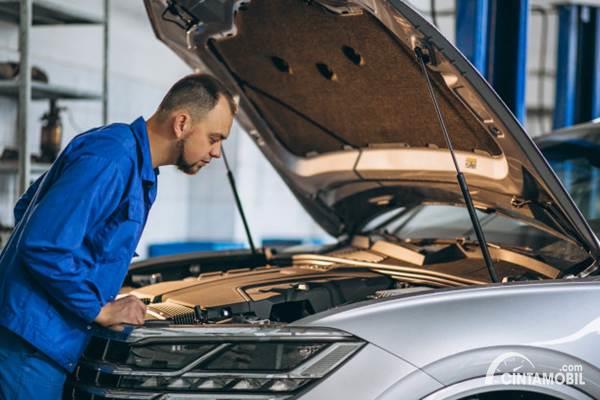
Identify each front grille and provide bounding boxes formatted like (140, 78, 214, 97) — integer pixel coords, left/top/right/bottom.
(83, 337, 129, 365)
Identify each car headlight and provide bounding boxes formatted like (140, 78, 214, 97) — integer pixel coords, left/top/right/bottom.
(68, 326, 364, 399)
(127, 343, 216, 369)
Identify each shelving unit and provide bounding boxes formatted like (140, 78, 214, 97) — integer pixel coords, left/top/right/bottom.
(0, 0, 109, 196)
(0, 159, 50, 174)
(0, 80, 102, 100)
(0, 0, 103, 25)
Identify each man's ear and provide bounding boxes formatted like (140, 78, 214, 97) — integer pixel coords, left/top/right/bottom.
(172, 112, 192, 139)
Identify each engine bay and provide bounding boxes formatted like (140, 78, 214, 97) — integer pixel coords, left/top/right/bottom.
(130, 266, 395, 325)
(123, 236, 561, 326)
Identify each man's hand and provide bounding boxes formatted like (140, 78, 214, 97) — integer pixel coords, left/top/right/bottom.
(95, 295, 147, 331)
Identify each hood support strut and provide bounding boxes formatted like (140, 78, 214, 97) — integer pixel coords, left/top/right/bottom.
(222, 147, 257, 255)
(415, 46, 499, 283)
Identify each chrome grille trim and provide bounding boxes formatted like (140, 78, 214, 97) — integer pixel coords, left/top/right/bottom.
(74, 385, 159, 399)
(74, 384, 293, 400)
(126, 326, 355, 344)
(79, 360, 297, 378)
(156, 394, 291, 400)
(82, 343, 231, 377)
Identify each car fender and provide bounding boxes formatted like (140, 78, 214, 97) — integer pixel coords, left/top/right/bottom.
(297, 280, 600, 369)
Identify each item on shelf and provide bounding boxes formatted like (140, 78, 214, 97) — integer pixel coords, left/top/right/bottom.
(0, 62, 49, 83)
(39, 100, 64, 163)
(0, 147, 18, 161)
(1, 148, 47, 164)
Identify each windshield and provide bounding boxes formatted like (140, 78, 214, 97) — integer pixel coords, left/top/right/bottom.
(362, 204, 589, 271)
(358, 126, 600, 274)
(538, 129, 600, 235)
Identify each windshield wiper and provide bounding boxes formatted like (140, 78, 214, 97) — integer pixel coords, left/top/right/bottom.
(415, 46, 499, 283)
(576, 260, 599, 278)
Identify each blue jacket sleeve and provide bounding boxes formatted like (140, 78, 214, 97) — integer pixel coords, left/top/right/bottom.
(13, 172, 46, 225)
(18, 155, 126, 323)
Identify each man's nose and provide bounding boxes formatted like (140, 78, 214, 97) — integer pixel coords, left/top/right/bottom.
(210, 142, 222, 159)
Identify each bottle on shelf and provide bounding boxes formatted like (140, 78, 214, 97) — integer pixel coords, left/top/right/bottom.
(40, 99, 65, 163)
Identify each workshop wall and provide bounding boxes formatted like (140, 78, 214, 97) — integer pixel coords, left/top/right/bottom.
(0, 1, 190, 258)
(0, 0, 331, 258)
(526, 1, 559, 136)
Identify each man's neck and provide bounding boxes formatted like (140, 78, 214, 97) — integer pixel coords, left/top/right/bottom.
(146, 114, 174, 168)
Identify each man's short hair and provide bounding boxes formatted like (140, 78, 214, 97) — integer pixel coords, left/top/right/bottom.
(157, 73, 236, 121)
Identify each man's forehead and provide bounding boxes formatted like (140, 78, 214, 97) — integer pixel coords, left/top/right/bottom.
(206, 107, 233, 135)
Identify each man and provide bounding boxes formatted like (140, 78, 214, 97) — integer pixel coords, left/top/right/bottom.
(0, 74, 236, 399)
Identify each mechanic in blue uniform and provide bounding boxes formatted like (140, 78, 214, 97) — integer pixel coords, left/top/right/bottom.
(0, 74, 236, 399)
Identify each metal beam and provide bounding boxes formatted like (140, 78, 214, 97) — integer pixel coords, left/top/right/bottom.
(17, 0, 32, 196)
(456, 0, 529, 123)
(553, 5, 600, 129)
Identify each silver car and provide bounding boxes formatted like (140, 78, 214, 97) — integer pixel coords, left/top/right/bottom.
(64, 1, 600, 399)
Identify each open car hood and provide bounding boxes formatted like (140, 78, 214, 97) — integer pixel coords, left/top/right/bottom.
(144, 0, 600, 258)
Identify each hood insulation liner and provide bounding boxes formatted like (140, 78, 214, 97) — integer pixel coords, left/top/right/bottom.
(211, 0, 502, 158)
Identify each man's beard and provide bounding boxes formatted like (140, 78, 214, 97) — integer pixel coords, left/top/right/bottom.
(176, 140, 201, 175)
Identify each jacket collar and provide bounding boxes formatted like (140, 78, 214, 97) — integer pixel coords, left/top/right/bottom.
(130, 116, 159, 185)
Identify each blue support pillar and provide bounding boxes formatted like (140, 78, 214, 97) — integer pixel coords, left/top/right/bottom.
(554, 5, 579, 129)
(456, 0, 490, 74)
(456, 0, 529, 123)
(554, 5, 600, 129)
(593, 8, 600, 121)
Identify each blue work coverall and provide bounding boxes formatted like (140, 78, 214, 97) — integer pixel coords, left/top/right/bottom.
(0, 117, 158, 399)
